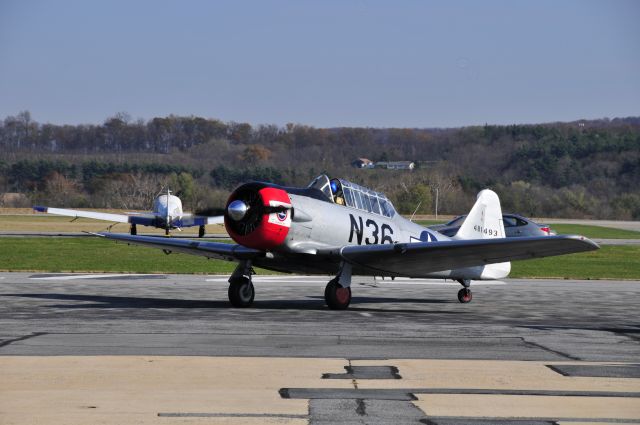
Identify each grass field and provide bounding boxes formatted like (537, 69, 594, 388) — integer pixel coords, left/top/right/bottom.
(510, 245, 640, 280)
(3, 215, 638, 239)
(0, 215, 227, 236)
(0, 237, 238, 274)
(547, 223, 640, 239)
(0, 237, 638, 280)
(414, 220, 447, 226)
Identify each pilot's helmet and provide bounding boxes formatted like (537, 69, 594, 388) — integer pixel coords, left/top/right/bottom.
(330, 180, 339, 193)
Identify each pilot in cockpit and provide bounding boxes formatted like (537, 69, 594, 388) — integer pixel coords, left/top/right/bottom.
(330, 180, 345, 205)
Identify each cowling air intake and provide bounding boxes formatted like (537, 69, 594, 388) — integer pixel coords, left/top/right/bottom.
(224, 184, 292, 250)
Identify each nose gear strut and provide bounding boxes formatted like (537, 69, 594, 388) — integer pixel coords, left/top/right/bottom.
(228, 261, 255, 308)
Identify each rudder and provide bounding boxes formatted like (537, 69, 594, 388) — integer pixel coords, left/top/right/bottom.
(454, 189, 505, 240)
(453, 189, 510, 278)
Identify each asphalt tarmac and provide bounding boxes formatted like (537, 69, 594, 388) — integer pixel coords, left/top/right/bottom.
(1, 272, 639, 424)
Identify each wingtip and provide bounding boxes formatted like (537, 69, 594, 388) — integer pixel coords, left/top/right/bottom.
(559, 234, 600, 250)
(33, 205, 47, 213)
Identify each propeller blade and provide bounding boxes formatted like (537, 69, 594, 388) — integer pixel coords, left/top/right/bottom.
(195, 207, 226, 216)
(263, 205, 291, 214)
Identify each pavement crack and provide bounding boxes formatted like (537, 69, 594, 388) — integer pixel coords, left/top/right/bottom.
(348, 359, 359, 389)
(521, 338, 581, 361)
(0, 332, 47, 348)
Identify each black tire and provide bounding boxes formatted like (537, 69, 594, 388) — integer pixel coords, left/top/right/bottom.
(198, 225, 206, 238)
(325, 279, 352, 310)
(130, 224, 137, 236)
(457, 287, 473, 303)
(228, 278, 255, 307)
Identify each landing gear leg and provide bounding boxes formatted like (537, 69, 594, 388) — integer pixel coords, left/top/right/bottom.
(324, 262, 352, 310)
(457, 279, 472, 303)
(228, 261, 255, 308)
(130, 224, 137, 235)
(198, 225, 206, 238)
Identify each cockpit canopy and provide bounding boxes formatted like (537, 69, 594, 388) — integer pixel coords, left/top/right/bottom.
(307, 175, 396, 218)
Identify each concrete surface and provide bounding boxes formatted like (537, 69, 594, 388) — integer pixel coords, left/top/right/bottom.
(1, 273, 639, 424)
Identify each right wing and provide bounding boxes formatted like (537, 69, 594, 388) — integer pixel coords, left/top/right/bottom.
(97, 232, 263, 261)
(175, 214, 225, 227)
(335, 235, 599, 277)
(34, 206, 132, 223)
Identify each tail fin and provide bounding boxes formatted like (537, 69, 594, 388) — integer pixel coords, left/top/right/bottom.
(454, 189, 510, 279)
(454, 189, 505, 240)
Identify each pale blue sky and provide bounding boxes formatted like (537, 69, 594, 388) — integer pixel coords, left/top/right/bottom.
(0, 0, 638, 127)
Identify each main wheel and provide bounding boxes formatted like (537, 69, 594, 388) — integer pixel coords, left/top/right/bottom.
(228, 277, 255, 307)
(457, 287, 472, 303)
(325, 279, 352, 310)
(198, 225, 206, 238)
(130, 224, 137, 235)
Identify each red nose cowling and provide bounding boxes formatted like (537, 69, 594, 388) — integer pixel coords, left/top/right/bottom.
(224, 186, 292, 250)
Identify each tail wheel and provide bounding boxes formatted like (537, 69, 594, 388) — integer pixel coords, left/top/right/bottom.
(457, 287, 473, 303)
(228, 277, 255, 308)
(325, 279, 351, 310)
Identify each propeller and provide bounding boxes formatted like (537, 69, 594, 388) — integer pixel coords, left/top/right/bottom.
(225, 191, 292, 236)
(227, 200, 290, 222)
(194, 207, 226, 217)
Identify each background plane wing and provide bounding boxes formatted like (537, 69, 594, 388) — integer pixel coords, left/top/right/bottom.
(337, 235, 599, 277)
(34, 206, 131, 223)
(97, 233, 263, 261)
(175, 215, 225, 227)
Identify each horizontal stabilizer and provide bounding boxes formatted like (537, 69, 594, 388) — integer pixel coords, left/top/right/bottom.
(178, 215, 225, 227)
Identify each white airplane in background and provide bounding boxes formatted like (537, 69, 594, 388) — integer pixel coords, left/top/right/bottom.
(34, 189, 223, 237)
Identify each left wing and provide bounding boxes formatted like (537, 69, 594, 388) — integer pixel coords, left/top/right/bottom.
(97, 233, 263, 261)
(34, 206, 224, 229)
(34, 206, 132, 223)
(332, 235, 598, 278)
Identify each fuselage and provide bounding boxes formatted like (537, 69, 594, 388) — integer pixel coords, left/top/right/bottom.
(152, 194, 184, 229)
(223, 175, 509, 280)
(284, 192, 438, 252)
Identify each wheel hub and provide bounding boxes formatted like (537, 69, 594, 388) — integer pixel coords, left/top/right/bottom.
(335, 287, 350, 304)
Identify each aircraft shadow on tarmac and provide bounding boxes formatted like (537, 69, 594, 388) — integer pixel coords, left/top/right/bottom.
(3, 293, 456, 314)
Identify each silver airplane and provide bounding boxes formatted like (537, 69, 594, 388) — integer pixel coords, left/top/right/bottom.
(96, 175, 598, 309)
(34, 188, 223, 237)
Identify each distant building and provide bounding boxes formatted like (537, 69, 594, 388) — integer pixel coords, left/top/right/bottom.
(351, 158, 374, 168)
(375, 161, 415, 170)
(0, 192, 29, 207)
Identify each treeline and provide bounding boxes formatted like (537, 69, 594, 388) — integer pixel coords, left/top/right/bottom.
(1, 111, 639, 219)
(2, 159, 200, 192)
